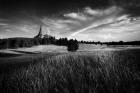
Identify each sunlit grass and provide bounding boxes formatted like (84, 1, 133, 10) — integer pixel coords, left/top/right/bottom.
(0, 50, 140, 93)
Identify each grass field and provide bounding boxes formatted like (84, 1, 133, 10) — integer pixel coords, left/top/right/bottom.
(0, 44, 140, 93)
(0, 45, 67, 64)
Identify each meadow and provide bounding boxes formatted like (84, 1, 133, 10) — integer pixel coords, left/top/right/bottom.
(0, 44, 140, 93)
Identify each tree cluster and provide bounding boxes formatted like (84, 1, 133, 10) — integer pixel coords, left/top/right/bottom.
(0, 37, 79, 51)
(80, 40, 103, 45)
(104, 41, 140, 45)
(67, 39, 79, 51)
(80, 40, 140, 45)
(0, 38, 34, 49)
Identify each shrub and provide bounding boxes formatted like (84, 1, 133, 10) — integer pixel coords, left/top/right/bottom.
(67, 39, 79, 51)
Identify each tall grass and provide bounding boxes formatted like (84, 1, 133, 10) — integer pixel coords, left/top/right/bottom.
(0, 50, 140, 93)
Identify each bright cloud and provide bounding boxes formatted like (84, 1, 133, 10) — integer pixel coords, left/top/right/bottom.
(84, 6, 122, 16)
(61, 6, 140, 41)
(64, 12, 87, 21)
(67, 6, 125, 38)
(39, 6, 127, 40)
(1, 5, 140, 41)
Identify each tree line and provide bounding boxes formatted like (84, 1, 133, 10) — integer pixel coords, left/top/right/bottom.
(0, 37, 79, 51)
(79, 40, 140, 45)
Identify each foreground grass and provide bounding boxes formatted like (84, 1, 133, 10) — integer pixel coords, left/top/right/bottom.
(0, 50, 140, 93)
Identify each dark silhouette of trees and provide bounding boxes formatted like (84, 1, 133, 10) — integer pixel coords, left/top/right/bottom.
(1, 35, 140, 52)
(79, 40, 140, 45)
(9, 39, 19, 48)
(0, 39, 9, 49)
(0, 37, 79, 52)
(104, 41, 140, 45)
(42, 36, 56, 45)
(0, 38, 35, 49)
(33, 38, 41, 45)
(56, 38, 68, 46)
(67, 39, 79, 51)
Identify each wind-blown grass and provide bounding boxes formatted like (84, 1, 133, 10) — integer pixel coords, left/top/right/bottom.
(0, 50, 140, 93)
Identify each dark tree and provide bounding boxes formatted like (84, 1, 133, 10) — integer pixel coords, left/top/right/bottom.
(67, 39, 79, 52)
(9, 39, 19, 48)
(33, 38, 40, 45)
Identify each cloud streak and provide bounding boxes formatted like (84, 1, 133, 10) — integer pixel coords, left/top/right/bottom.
(67, 6, 124, 38)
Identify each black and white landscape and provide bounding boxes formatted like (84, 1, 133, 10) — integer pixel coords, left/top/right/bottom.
(0, 0, 140, 93)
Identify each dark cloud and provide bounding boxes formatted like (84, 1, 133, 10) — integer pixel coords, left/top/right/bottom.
(0, 0, 111, 17)
(110, 0, 140, 16)
(0, 0, 140, 17)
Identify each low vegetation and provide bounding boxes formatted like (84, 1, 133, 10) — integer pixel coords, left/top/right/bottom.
(0, 50, 140, 93)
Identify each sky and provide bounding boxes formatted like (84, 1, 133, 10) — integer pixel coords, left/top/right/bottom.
(0, 0, 140, 41)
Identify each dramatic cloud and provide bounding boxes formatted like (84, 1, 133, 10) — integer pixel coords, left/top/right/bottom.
(66, 6, 124, 38)
(29, 5, 140, 41)
(0, 0, 140, 41)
